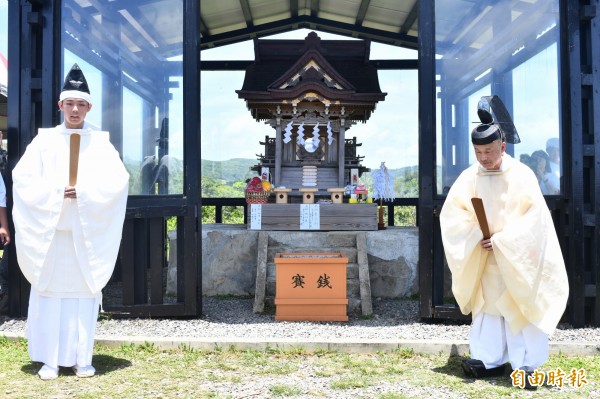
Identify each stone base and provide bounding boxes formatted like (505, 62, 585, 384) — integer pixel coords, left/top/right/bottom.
(201, 225, 419, 301)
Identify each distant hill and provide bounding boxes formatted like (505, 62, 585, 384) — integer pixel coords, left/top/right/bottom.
(202, 158, 418, 188)
(385, 165, 418, 180)
(201, 158, 258, 183)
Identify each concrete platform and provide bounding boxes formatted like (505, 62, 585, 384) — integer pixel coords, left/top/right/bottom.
(2, 331, 598, 356)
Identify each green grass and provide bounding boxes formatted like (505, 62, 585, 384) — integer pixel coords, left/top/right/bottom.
(0, 336, 598, 398)
(269, 384, 303, 396)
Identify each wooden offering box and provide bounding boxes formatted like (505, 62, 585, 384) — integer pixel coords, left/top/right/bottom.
(299, 187, 318, 204)
(327, 188, 346, 203)
(274, 252, 348, 321)
(247, 203, 378, 231)
(273, 187, 292, 204)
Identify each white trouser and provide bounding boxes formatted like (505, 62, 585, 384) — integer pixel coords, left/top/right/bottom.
(469, 312, 548, 370)
(27, 289, 99, 369)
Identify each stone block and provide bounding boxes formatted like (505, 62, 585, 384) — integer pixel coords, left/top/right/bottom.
(201, 225, 419, 300)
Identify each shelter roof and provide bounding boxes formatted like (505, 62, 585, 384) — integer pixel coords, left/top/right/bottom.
(200, 0, 419, 51)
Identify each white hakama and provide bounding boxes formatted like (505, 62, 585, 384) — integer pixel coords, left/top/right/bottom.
(27, 290, 99, 369)
(469, 312, 548, 370)
(26, 230, 100, 369)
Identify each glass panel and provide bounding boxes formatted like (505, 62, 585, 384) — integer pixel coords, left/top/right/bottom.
(435, 0, 561, 195)
(61, 0, 184, 195)
(351, 70, 419, 199)
(200, 69, 263, 199)
(512, 44, 560, 195)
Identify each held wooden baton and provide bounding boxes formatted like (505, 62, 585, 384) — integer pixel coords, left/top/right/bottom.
(69, 133, 81, 186)
(471, 197, 491, 239)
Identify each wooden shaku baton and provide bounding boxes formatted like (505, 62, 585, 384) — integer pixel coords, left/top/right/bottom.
(69, 133, 81, 186)
(471, 197, 491, 239)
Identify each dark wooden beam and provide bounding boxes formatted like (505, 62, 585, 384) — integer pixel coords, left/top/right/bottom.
(356, 0, 371, 26)
(310, 0, 319, 17)
(369, 59, 418, 70)
(200, 14, 209, 38)
(591, 0, 600, 327)
(561, 0, 585, 327)
(290, 0, 299, 18)
(199, 59, 418, 71)
(200, 60, 253, 70)
(400, 1, 418, 34)
(185, 0, 202, 316)
(418, 0, 436, 321)
(200, 14, 418, 50)
(239, 0, 254, 28)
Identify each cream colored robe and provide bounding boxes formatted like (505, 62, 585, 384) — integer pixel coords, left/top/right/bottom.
(12, 123, 129, 297)
(440, 154, 568, 335)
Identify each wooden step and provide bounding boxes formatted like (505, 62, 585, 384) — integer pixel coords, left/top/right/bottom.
(266, 248, 358, 263)
(267, 233, 357, 248)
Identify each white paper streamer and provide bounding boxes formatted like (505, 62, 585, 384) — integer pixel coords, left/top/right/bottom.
(283, 121, 293, 144)
(312, 122, 320, 148)
(327, 121, 333, 145)
(372, 162, 395, 201)
(297, 123, 305, 145)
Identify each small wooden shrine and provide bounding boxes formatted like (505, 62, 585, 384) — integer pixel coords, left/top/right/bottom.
(236, 32, 386, 196)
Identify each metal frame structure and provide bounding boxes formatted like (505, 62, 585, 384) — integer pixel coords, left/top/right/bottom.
(4, 0, 599, 326)
(561, 0, 600, 326)
(6, 0, 201, 318)
(416, 0, 600, 328)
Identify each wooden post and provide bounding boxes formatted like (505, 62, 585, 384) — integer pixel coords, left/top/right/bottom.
(378, 198, 385, 230)
(338, 124, 345, 187)
(275, 122, 282, 186)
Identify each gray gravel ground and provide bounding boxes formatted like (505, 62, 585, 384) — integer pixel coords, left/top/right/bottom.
(1, 297, 599, 398)
(1, 296, 598, 344)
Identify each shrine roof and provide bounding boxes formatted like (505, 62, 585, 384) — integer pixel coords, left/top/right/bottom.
(237, 32, 384, 97)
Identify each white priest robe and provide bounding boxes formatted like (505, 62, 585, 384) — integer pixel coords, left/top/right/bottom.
(12, 122, 129, 368)
(439, 154, 568, 365)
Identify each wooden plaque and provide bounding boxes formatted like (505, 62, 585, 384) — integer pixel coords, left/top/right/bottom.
(471, 197, 491, 239)
(69, 134, 81, 186)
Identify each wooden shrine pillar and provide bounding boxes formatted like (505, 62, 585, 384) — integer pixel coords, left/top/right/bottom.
(275, 121, 282, 186)
(338, 123, 346, 186)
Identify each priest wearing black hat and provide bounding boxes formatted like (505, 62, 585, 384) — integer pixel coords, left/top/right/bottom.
(12, 64, 129, 380)
(439, 97, 568, 390)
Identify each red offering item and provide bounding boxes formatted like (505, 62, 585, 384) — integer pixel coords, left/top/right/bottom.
(245, 177, 270, 204)
(354, 184, 368, 194)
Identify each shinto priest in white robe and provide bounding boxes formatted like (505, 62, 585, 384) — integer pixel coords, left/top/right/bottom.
(12, 122, 129, 368)
(439, 153, 569, 339)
